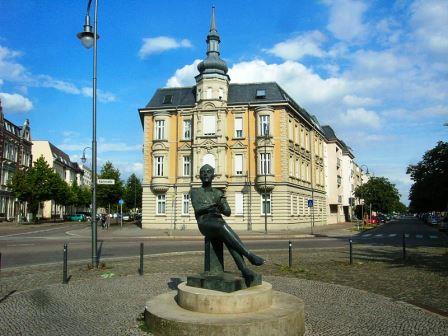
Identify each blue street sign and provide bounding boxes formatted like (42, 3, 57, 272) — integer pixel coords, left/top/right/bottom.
(118, 199, 124, 205)
(307, 199, 314, 207)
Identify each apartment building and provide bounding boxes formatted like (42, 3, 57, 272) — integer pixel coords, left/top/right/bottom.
(139, 8, 326, 230)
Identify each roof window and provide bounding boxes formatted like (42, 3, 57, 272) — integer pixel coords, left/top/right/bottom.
(163, 94, 173, 104)
(256, 89, 266, 99)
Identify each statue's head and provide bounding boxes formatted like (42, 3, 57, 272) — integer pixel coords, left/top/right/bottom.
(199, 164, 215, 184)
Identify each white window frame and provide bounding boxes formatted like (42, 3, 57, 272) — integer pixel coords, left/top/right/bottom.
(155, 119, 165, 140)
(261, 193, 271, 215)
(260, 152, 271, 175)
(156, 194, 166, 215)
(154, 156, 164, 176)
(183, 119, 191, 140)
(206, 87, 212, 99)
(260, 115, 270, 136)
(203, 115, 216, 136)
(235, 117, 243, 138)
(235, 192, 244, 215)
(182, 194, 190, 215)
(235, 154, 243, 175)
(183, 155, 191, 176)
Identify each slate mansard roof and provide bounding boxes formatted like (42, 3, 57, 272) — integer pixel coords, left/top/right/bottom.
(142, 82, 323, 133)
(322, 125, 353, 157)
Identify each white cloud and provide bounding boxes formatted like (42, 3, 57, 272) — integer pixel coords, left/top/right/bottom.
(0, 92, 33, 112)
(228, 60, 348, 106)
(410, 0, 448, 57)
(0, 45, 28, 82)
(326, 0, 369, 41)
(339, 108, 381, 128)
(266, 31, 327, 60)
(420, 105, 448, 116)
(343, 95, 379, 107)
(138, 36, 192, 59)
(166, 59, 201, 87)
(38, 75, 80, 94)
(80, 87, 117, 103)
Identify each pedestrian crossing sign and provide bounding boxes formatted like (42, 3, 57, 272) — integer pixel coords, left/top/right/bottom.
(308, 199, 314, 207)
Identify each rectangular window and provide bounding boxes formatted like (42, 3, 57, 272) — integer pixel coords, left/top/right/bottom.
(156, 194, 166, 214)
(289, 156, 293, 176)
(206, 87, 212, 99)
(155, 120, 165, 140)
(260, 153, 271, 175)
(183, 119, 191, 140)
(203, 115, 216, 135)
(235, 117, 243, 138)
(260, 115, 270, 136)
(163, 95, 173, 104)
(182, 194, 190, 215)
(290, 194, 294, 216)
(235, 154, 243, 175)
(218, 88, 224, 99)
(183, 155, 191, 176)
(296, 195, 300, 216)
(261, 193, 271, 215)
(295, 158, 299, 179)
(154, 156, 164, 176)
(235, 192, 244, 215)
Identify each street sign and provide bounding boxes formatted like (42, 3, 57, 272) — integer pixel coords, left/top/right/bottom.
(118, 199, 124, 205)
(307, 199, 314, 207)
(97, 179, 115, 185)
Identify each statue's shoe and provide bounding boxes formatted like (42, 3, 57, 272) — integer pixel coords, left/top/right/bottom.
(241, 267, 256, 283)
(248, 254, 266, 266)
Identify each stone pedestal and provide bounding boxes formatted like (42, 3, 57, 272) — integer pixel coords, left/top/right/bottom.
(145, 281, 305, 336)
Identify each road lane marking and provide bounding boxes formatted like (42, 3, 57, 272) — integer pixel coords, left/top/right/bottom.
(389, 234, 397, 237)
(0, 225, 73, 238)
(429, 235, 438, 239)
(362, 234, 371, 238)
(374, 234, 383, 237)
(405, 234, 410, 238)
(416, 234, 423, 239)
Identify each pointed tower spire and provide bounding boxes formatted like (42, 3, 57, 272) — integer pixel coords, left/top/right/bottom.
(197, 6, 229, 80)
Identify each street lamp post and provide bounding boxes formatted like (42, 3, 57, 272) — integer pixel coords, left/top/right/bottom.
(77, 0, 99, 268)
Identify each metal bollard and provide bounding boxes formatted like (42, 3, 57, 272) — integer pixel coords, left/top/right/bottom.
(288, 240, 292, 268)
(139, 243, 144, 275)
(349, 239, 353, 265)
(402, 233, 406, 260)
(63, 243, 68, 284)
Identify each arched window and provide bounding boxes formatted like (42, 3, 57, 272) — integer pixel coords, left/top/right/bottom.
(202, 153, 216, 169)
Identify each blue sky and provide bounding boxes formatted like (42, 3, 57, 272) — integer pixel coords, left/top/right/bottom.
(0, 0, 447, 204)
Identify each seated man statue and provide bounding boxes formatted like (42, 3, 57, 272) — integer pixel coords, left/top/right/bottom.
(190, 164, 265, 283)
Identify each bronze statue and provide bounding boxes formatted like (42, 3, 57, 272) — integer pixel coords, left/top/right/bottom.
(190, 164, 265, 284)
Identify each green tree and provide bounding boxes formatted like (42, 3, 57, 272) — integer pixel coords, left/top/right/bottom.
(354, 176, 402, 214)
(123, 173, 142, 212)
(96, 161, 124, 209)
(407, 141, 448, 213)
(9, 156, 56, 219)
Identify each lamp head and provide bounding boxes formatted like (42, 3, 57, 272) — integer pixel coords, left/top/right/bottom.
(77, 14, 98, 49)
(81, 154, 87, 164)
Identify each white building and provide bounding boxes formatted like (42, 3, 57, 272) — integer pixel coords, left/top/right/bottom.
(32, 141, 85, 219)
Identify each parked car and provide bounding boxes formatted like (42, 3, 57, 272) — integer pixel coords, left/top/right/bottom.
(67, 214, 86, 222)
(438, 216, 448, 232)
(369, 216, 379, 225)
(376, 214, 388, 223)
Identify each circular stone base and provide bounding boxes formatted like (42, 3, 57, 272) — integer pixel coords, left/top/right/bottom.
(145, 290, 304, 336)
(178, 281, 273, 314)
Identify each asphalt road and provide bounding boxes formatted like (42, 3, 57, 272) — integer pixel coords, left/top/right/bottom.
(0, 217, 445, 268)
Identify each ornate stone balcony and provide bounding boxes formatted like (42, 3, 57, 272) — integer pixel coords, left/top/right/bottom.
(255, 174, 275, 192)
(150, 176, 170, 193)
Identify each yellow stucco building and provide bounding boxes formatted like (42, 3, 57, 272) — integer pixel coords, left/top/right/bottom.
(139, 9, 326, 231)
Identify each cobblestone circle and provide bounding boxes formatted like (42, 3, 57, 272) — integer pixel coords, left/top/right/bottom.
(0, 273, 447, 336)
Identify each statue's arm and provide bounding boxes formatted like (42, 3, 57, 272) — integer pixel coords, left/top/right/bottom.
(218, 192, 231, 217)
(190, 189, 218, 216)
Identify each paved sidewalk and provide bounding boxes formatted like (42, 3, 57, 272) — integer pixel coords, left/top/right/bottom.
(1, 273, 447, 336)
(65, 221, 354, 240)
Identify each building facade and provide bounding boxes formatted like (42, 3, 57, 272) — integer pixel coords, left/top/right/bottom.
(0, 99, 32, 221)
(139, 9, 327, 231)
(32, 140, 85, 219)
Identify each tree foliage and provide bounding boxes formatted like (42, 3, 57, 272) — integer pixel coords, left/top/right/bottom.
(123, 173, 142, 211)
(96, 161, 124, 208)
(407, 141, 448, 213)
(354, 176, 402, 214)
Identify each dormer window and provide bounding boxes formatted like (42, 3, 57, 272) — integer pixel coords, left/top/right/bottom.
(256, 89, 266, 99)
(163, 94, 173, 104)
